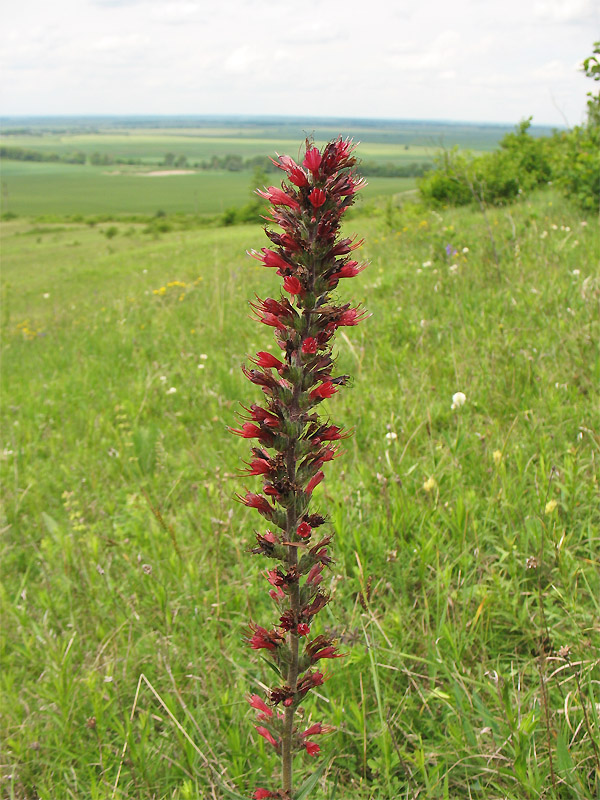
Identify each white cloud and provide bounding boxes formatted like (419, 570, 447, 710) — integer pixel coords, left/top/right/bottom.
(534, 0, 596, 22)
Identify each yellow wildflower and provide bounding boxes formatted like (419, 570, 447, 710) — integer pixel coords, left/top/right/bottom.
(545, 499, 558, 515)
(423, 476, 437, 493)
(493, 450, 502, 465)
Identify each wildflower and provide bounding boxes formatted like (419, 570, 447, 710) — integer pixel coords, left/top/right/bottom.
(297, 522, 312, 538)
(257, 186, 300, 211)
(309, 188, 327, 208)
(449, 264, 458, 273)
(492, 450, 502, 465)
(545, 499, 558, 515)
(43, 292, 50, 299)
(249, 695, 273, 717)
(256, 726, 279, 749)
(166, 387, 177, 395)
(303, 147, 322, 174)
(451, 391, 466, 409)
(462, 247, 469, 253)
(302, 337, 317, 355)
(423, 476, 437, 493)
(572, 269, 580, 276)
(541, 231, 548, 239)
(422, 260, 432, 268)
(310, 381, 338, 400)
(385, 432, 397, 441)
(233, 139, 366, 796)
(200, 353, 208, 360)
(248, 625, 284, 651)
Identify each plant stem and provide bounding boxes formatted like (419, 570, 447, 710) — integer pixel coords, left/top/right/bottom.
(282, 391, 301, 796)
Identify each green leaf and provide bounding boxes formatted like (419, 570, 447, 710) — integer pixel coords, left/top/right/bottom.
(294, 758, 329, 800)
(259, 655, 282, 678)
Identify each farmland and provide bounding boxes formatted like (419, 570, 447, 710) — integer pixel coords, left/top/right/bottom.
(0, 118, 599, 800)
(0, 116, 554, 218)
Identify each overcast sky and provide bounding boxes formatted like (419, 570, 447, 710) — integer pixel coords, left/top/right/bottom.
(1, 0, 597, 126)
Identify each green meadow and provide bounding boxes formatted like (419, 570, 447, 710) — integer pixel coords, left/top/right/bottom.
(0, 119, 599, 800)
(0, 160, 414, 217)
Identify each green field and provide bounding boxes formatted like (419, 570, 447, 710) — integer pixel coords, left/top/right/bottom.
(1, 179, 598, 799)
(0, 118, 501, 217)
(0, 160, 415, 217)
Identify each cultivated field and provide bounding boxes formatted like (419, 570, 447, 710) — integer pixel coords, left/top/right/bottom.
(1, 165, 598, 799)
(0, 117, 528, 218)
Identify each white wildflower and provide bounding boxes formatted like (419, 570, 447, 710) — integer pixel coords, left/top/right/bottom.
(451, 391, 466, 410)
(166, 387, 177, 395)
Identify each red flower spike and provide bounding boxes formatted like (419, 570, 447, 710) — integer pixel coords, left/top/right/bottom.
(309, 188, 326, 208)
(234, 139, 367, 793)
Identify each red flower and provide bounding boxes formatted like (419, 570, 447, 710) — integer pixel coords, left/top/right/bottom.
(297, 521, 312, 538)
(309, 188, 326, 208)
(260, 312, 287, 330)
(246, 458, 271, 476)
(256, 725, 279, 749)
(257, 186, 300, 210)
(254, 351, 283, 370)
(305, 471, 324, 495)
(306, 563, 323, 585)
(250, 248, 292, 272)
(301, 337, 317, 354)
(297, 622, 310, 636)
(301, 723, 325, 737)
(303, 147, 322, 174)
(230, 422, 263, 439)
(304, 741, 320, 756)
(253, 790, 275, 800)
(241, 492, 274, 517)
(329, 261, 366, 284)
(305, 634, 344, 662)
(310, 381, 338, 400)
(283, 275, 303, 295)
(337, 307, 369, 326)
(317, 425, 347, 441)
(248, 625, 284, 651)
(296, 670, 325, 698)
(249, 695, 273, 717)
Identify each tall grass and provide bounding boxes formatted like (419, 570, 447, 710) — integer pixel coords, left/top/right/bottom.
(1, 189, 598, 799)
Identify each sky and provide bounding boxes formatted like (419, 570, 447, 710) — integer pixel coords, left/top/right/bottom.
(1, 0, 597, 127)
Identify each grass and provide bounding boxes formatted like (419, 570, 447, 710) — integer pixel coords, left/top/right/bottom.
(1, 188, 599, 800)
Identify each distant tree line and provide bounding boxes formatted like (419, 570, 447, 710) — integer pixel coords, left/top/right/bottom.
(0, 146, 142, 166)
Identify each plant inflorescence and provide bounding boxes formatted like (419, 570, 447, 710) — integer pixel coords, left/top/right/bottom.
(230, 137, 367, 799)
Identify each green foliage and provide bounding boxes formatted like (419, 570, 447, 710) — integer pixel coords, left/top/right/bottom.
(418, 119, 552, 208)
(1, 190, 598, 799)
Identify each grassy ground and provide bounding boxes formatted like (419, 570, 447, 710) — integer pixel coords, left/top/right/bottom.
(1, 189, 599, 800)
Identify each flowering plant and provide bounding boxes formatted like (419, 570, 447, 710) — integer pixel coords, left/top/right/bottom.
(231, 137, 367, 799)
